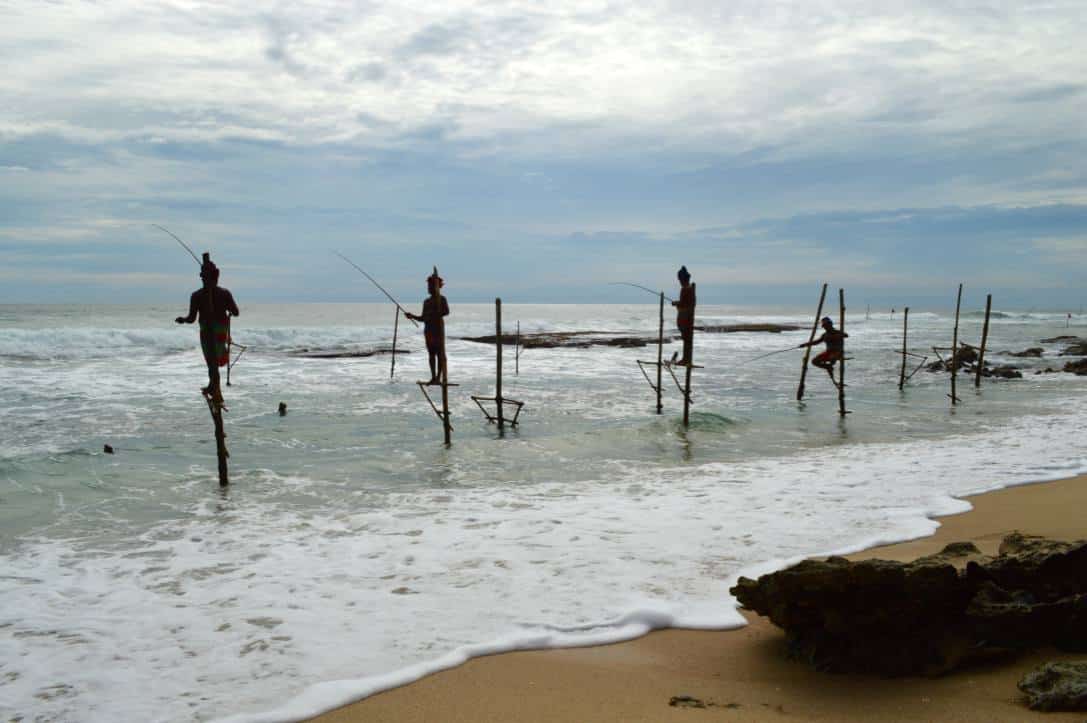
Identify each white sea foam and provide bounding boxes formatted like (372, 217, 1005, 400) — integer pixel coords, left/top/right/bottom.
(3, 304, 1087, 723)
(4, 402, 1086, 723)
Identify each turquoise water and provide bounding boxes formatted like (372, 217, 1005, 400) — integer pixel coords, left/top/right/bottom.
(1, 303, 1086, 722)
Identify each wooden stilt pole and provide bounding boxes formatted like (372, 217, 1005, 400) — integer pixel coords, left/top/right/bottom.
(434, 266, 451, 444)
(838, 288, 847, 417)
(975, 294, 992, 389)
(656, 292, 664, 414)
(195, 251, 229, 487)
(898, 307, 910, 390)
(495, 298, 504, 430)
(682, 283, 696, 427)
(390, 307, 400, 379)
(209, 398, 229, 487)
(515, 321, 520, 376)
(798, 283, 828, 401)
(950, 283, 963, 406)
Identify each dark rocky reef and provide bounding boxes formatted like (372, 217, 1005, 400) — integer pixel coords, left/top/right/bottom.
(460, 324, 800, 349)
(731, 533, 1087, 676)
(1007, 347, 1044, 358)
(460, 331, 669, 349)
(1018, 660, 1087, 711)
(925, 344, 1021, 379)
(694, 323, 802, 334)
(289, 346, 409, 359)
(1064, 358, 1087, 376)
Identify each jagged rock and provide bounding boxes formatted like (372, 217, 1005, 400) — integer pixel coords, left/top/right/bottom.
(1060, 343, 1087, 356)
(957, 345, 979, 364)
(731, 534, 1087, 675)
(731, 542, 982, 675)
(1064, 359, 1087, 375)
(926, 344, 979, 373)
(983, 365, 1023, 379)
(1018, 661, 1087, 711)
(1008, 348, 1044, 358)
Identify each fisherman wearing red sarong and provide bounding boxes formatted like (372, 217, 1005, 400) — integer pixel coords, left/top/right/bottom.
(175, 257, 239, 403)
(404, 273, 449, 385)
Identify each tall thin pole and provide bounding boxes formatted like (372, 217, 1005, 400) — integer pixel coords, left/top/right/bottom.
(898, 307, 910, 390)
(515, 321, 520, 376)
(495, 298, 504, 430)
(798, 283, 828, 401)
(434, 266, 451, 444)
(390, 308, 400, 379)
(950, 283, 963, 406)
(199, 251, 228, 487)
(838, 288, 847, 417)
(682, 283, 696, 427)
(656, 292, 664, 414)
(975, 294, 992, 389)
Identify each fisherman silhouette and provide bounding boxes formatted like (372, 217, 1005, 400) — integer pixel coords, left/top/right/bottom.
(670, 265, 696, 365)
(175, 255, 239, 403)
(798, 316, 848, 388)
(404, 273, 449, 385)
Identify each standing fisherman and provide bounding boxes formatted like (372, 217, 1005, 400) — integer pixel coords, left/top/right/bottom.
(175, 255, 240, 403)
(671, 265, 696, 365)
(798, 316, 848, 388)
(404, 272, 449, 385)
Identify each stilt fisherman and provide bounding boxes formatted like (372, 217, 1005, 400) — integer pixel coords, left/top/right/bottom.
(671, 265, 695, 365)
(798, 316, 848, 388)
(404, 271, 449, 385)
(175, 253, 239, 403)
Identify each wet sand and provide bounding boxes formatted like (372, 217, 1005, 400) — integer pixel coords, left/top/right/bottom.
(311, 474, 1087, 722)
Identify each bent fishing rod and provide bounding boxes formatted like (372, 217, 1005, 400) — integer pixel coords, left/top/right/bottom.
(608, 281, 675, 303)
(152, 224, 201, 266)
(334, 252, 419, 327)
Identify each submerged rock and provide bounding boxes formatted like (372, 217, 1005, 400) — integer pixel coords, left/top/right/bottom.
(461, 324, 800, 349)
(983, 365, 1023, 379)
(1018, 661, 1087, 711)
(1007, 347, 1044, 358)
(460, 331, 666, 349)
(1064, 359, 1087, 375)
(731, 533, 1087, 676)
(694, 323, 801, 334)
(289, 346, 408, 359)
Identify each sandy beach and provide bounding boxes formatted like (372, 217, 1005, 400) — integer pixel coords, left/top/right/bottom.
(311, 473, 1087, 722)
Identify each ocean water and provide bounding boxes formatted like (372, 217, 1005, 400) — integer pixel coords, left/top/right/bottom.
(1, 302, 1086, 722)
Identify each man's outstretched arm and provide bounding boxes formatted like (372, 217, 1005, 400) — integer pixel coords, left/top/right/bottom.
(175, 291, 199, 324)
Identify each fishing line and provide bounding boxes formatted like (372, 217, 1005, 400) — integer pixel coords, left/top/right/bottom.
(608, 281, 675, 303)
(739, 346, 802, 365)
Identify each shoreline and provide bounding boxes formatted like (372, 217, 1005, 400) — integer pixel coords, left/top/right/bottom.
(307, 473, 1087, 722)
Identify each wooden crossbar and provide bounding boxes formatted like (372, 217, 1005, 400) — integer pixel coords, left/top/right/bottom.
(417, 381, 458, 431)
(470, 395, 525, 426)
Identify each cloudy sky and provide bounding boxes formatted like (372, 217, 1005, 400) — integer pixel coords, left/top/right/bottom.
(2, 0, 1085, 307)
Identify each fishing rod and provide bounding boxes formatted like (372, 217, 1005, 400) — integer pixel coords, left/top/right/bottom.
(608, 281, 675, 303)
(152, 224, 201, 266)
(334, 252, 419, 327)
(740, 345, 802, 365)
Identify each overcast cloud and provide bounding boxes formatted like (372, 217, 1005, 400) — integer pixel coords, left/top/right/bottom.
(1, 1, 1085, 306)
